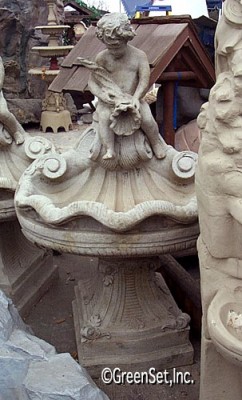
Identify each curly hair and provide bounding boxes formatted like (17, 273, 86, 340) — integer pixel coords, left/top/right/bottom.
(96, 13, 136, 42)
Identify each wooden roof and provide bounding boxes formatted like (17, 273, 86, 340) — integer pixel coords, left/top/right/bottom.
(50, 15, 215, 94)
(64, 1, 93, 24)
(64, 1, 93, 15)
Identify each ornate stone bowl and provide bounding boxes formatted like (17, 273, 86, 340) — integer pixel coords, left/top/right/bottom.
(15, 127, 198, 375)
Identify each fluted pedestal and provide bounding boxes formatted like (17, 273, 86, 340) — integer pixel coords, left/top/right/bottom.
(73, 256, 193, 377)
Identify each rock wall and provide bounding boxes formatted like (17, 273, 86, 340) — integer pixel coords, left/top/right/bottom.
(0, 0, 48, 97)
(0, 0, 49, 123)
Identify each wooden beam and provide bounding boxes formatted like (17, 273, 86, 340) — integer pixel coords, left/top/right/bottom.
(159, 71, 196, 81)
(163, 81, 175, 146)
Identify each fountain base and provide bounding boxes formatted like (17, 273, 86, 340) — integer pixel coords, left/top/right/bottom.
(73, 256, 193, 377)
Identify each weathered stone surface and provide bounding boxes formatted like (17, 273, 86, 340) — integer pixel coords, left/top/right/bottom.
(6, 95, 77, 125)
(0, 0, 48, 98)
(7, 98, 42, 124)
(0, 0, 49, 124)
(0, 291, 110, 400)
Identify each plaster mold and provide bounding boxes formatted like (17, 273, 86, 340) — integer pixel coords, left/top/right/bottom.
(196, 2, 242, 398)
(0, 56, 57, 315)
(16, 13, 198, 374)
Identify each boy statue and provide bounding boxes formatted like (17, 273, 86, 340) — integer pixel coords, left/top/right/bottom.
(78, 13, 167, 160)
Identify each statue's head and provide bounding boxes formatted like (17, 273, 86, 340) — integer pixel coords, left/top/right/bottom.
(96, 13, 136, 43)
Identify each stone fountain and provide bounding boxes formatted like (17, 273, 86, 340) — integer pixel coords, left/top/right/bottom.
(196, 1, 242, 398)
(0, 57, 58, 315)
(29, 0, 73, 133)
(16, 13, 198, 374)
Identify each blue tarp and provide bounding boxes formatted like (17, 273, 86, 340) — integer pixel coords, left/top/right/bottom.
(121, 0, 153, 17)
(206, 0, 222, 9)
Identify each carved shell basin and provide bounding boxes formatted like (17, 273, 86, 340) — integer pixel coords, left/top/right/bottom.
(208, 287, 242, 367)
(0, 132, 54, 221)
(15, 128, 198, 256)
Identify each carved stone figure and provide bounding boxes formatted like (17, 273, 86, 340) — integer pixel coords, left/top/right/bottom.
(15, 13, 199, 374)
(78, 13, 166, 160)
(0, 57, 25, 147)
(196, 2, 242, 398)
(215, 0, 242, 77)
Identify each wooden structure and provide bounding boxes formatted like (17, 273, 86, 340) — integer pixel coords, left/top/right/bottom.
(64, 1, 93, 24)
(50, 16, 215, 145)
(63, 1, 93, 45)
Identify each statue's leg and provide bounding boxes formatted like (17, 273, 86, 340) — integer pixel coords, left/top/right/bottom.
(97, 106, 116, 159)
(140, 102, 167, 159)
(0, 92, 25, 144)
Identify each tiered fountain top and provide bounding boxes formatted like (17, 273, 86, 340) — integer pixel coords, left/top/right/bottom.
(29, 0, 73, 80)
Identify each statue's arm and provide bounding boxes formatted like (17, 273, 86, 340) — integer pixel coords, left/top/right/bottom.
(0, 56, 25, 144)
(88, 73, 115, 105)
(133, 50, 150, 102)
(86, 53, 124, 105)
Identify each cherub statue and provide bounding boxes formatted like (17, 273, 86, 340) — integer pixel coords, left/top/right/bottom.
(0, 56, 25, 146)
(78, 13, 167, 160)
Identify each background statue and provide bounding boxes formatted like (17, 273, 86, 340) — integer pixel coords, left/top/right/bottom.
(0, 57, 25, 147)
(215, 0, 242, 77)
(196, 1, 242, 398)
